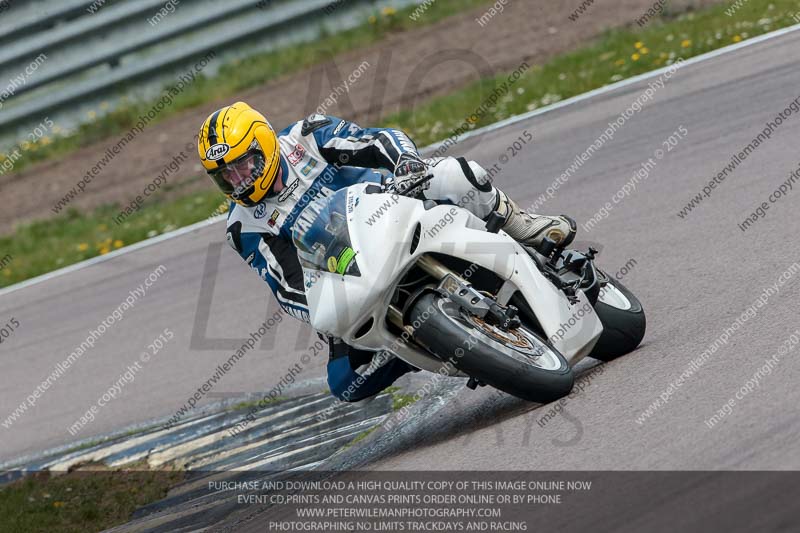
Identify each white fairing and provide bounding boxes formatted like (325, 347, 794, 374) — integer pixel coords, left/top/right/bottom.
(303, 184, 602, 373)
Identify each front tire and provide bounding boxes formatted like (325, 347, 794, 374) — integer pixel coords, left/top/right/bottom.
(588, 275, 646, 361)
(409, 293, 574, 403)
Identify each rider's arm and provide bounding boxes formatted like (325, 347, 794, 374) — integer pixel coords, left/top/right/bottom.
(226, 219, 310, 323)
(302, 114, 419, 172)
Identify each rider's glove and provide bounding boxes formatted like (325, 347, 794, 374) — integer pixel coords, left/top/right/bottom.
(391, 153, 431, 196)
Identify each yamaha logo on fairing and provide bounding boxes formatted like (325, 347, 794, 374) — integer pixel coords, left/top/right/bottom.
(206, 143, 230, 161)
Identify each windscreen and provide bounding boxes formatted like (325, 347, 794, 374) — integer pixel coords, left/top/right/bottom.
(292, 188, 360, 276)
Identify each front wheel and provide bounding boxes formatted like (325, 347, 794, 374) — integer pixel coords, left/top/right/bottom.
(587, 275, 646, 361)
(409, 293, 574, 403)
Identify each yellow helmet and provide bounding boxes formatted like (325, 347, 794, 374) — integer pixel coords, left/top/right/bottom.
(197, 101, 281, 207)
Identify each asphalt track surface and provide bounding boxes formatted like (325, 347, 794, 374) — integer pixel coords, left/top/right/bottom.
(2, 26, 800, 490)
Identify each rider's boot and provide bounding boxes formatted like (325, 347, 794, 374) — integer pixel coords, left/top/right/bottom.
(493, 190, 576, 248)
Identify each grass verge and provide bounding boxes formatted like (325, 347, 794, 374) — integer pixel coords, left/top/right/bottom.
(0, 0, 495, 173)
(0, 188, 225, 287)
(386, 0, 800, 145)
(1, 0, 798, 288)
(0, 463, 184, 533)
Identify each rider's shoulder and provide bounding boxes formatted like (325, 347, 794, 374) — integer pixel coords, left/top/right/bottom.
(299, 113, 335, 137)
(277, 114, 330, 142)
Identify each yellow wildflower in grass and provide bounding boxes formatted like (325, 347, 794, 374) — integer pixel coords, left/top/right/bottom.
(615, 59, 626, 66)
(681, 39, 692, 48)
(113, 240, 124, 249)
(78, 243, 89, 251)
(640, 47, 649, 55)
(631, 53, 641, 61)
(99, 247, 110, 255)
(368, 15, 377, 24)
(382, 6, 396, 16)
(96, 238, 112, 251)
(53, 501, 65, 508)
(732, 35, 742, 42)
(634, 42, 644, 49)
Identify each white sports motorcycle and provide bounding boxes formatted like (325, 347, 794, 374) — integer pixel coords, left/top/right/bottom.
(293, 177, 645, 403)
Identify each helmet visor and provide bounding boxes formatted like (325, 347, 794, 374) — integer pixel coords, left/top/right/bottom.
(209, 150, 267, 199)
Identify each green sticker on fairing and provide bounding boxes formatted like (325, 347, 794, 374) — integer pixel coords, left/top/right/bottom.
(336, 247, 356, 275)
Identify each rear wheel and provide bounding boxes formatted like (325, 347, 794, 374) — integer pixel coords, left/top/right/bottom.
(409, 293, 574, 403)
(588, 275, 646, 361)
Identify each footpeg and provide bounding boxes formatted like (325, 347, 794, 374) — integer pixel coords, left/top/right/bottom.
(537, 236, 558, 258)
(484, 210, 506, 233)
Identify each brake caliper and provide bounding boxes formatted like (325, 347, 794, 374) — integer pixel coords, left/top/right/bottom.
(437, 275, 520, 331)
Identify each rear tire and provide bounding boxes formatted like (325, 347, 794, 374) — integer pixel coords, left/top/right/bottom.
(588, 276, 646, 361)
(409, 293, 574, 403)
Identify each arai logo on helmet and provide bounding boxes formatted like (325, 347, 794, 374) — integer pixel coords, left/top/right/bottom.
(206, 143, 230, 161)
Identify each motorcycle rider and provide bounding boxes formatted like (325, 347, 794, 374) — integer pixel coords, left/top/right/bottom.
(197, 101, 575, 403)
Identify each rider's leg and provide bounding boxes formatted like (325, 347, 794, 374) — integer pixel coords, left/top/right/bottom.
(326, 339, 415, 402)
(423, 157, 576, 247)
